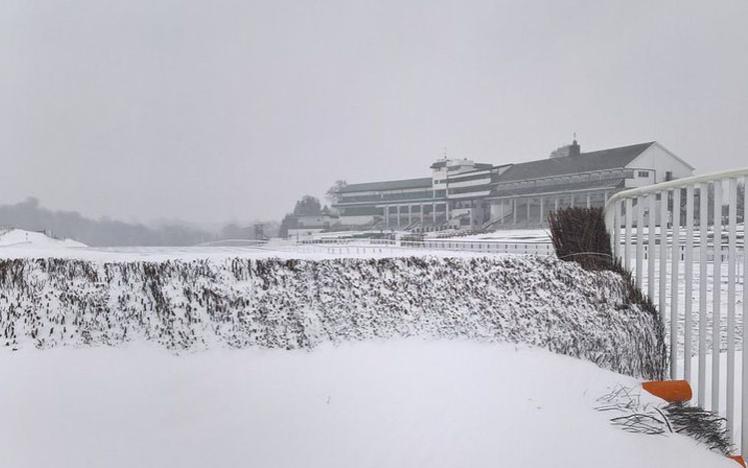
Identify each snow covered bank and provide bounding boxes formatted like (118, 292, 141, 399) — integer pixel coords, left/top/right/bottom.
(0, 255, 665, 378)
(0, 228, 86, 249)
(0, 341, 731, 468)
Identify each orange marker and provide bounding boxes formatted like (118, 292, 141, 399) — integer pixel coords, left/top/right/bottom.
(642, 380, 692, 403)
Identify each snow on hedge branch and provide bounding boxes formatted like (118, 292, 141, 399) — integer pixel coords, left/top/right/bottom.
(0, 255, 665, 378)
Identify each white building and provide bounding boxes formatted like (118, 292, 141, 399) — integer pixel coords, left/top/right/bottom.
(333, 140, 694, 230)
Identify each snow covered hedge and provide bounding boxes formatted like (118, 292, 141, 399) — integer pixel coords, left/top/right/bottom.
(0, 256, 666, 379)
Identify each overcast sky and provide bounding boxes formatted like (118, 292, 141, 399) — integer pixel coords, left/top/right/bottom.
(1, 0, 747, 224)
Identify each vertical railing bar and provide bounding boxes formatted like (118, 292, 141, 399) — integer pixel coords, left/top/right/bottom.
(712, 180, 722, 413)
(726, 178, 737, 438)
(659, 190, 668, 324)
(741, 175, 748, 455)
(605, 203, 614, 258)
(625, 198, 633, 272)
(648, 193, 657, 302)
(636, 196, 644, 291)
(613, 200, 621, 263)
(671, 188, 681, 380)
(699, 182, 708, 408)
(684, 185, 694, 384)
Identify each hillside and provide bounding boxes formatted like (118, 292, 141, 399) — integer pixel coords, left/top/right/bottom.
(0, 228, 86, 249)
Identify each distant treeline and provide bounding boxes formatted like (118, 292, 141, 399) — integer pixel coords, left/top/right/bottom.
(0, 197, 276, 247)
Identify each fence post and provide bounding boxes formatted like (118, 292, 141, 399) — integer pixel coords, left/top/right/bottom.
(699, 182, 708, 407)
(742, 175, 748, 455)
(625, 198, 632, 271)
(648, 193, 657, 301)
(670, 188, 680, 379)
(684, 185, 694, 384)
(659, 190, 668, 322)
(636, 198, 644, 290)
(726, 178, 737, 438)
(712, 181, 722, 412)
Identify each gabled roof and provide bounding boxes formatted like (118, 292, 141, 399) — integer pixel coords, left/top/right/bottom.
(339, 177, 433, 193)
(497, 142, 655, 183)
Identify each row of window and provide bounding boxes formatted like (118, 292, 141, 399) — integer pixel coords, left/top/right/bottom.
(338, 190, 435, 204)
(340, 169, 657, 205)
(498, 169, 638, 191)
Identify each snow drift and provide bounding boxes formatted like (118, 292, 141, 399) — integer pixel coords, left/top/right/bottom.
(0, 341, 730, 468)
(0, 255, 666, 378)
(0, 228, 86, 249)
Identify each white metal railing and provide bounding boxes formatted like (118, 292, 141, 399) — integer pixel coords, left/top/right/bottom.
(604, 168, 748, 453)
(299, 238, 554, 256)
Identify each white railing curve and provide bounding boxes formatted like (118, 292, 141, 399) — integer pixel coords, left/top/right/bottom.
(604, 168, 748, 453)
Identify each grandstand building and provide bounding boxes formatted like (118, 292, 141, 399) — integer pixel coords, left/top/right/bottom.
(332, 140, 694, 230)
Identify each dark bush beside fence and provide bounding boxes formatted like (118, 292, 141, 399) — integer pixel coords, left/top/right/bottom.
(548, 207, 667, 379)
(547, 207, 612, 271)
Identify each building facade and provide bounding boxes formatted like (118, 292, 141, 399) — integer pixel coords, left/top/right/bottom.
(287, 208, 339, 239)
(332, 140, 694, 230)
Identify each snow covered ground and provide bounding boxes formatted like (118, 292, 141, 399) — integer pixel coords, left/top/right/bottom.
(0, 230, 512, 261)
(0, 228, 556, 261)
(688, 352, 745, 450)
(0, 228, 86, 249)
(302, 228, 552, 245)
(0, 239, 487, 262)
(429, 228, 551, 243)
(0, 341, 733, 468)
(0, 227, 735, 466)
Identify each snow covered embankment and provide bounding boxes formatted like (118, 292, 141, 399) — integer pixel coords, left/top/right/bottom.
(0, 228, 86, 249)
(0, 256, 666, 378)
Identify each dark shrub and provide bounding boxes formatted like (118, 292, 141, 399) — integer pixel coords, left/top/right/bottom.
(549, 206, 666, 379)
(547, 207, 612, 271)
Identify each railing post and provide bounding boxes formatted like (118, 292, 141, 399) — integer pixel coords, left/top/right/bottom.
(726, 178, 737, 438)
(712, 180, 722, 413)
(636, 197, 644, 290)
(625, 198, 633, 272)
(648, 193, 657, 301)
(670, 188, 680, 379)
(659, 190, 668, 321)
(742, 175, 748, 455)
(698, 182, 708, 408)
(684, 185, 694, 384)
(612, 200, 621, 262)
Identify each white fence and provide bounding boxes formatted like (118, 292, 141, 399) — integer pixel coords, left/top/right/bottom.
(299, 238, 554, 256)
(604, 168, 748, 452)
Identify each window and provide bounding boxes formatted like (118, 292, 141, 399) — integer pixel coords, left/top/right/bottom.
(665, 171, 673, 181)
(638, 171, 649, 178)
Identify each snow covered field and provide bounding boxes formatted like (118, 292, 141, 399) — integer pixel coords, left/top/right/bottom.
(0, 232, 504, 262)
(0, 239, 479, 261)
(0, 228, 734, 466)
(0, 341, 733, 468)
(0, 228, 557, 261)
(431, 228, 552, 243)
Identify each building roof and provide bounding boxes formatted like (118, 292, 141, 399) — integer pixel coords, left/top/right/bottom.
(339, 177, 433, 193)
(497, 142, 655, 183)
